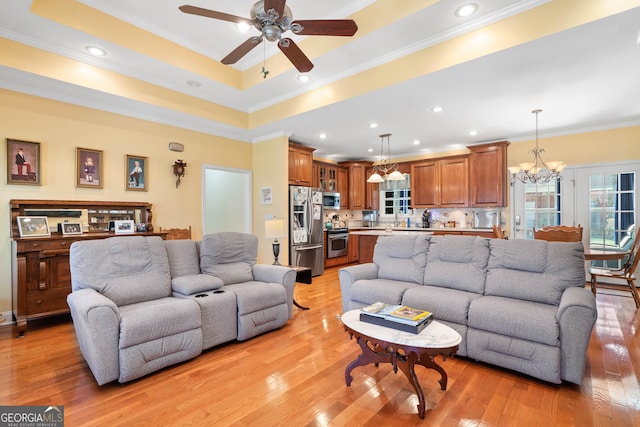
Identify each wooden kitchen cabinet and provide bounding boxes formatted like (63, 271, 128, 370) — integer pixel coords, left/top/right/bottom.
(469, 141, 509, 207)
(288, 142, 315, 186)
(348, 233, 359, 263)
(411, 156, 469, 208)
(10, 199, 163, 336)
(315, 161, 339, 191)
(358, 234, 379, 264)
(339, 161, 372, 210)
(365, 166, 380, 210)
(337, 167, 349, 208)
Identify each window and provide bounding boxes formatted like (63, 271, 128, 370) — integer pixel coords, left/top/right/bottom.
(523, 178, 561, 239)
(382, 188, 411, 216)
(589, 172, 634, 247)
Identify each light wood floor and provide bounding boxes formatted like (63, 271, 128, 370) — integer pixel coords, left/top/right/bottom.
(1, 267, 639, 426)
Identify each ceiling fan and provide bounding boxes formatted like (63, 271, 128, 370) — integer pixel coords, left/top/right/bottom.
(179, 1, 358, 72)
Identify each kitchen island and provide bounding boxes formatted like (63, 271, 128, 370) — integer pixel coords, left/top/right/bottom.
(349, 227, 496, 264)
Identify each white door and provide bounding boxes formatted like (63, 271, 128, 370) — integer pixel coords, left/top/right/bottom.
(203, 166, 252, 234)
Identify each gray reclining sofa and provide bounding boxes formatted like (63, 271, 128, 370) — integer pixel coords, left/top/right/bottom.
(338, 234, 597, 384)
(67, 232, 296, 385)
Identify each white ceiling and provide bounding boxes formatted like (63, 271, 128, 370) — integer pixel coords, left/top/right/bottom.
(1, 1, 639, 161)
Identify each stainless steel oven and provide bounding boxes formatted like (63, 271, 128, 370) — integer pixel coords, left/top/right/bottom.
(327, 229, 348, 258)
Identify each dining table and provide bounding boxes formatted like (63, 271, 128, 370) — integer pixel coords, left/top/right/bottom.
(583, 247, 630, 261)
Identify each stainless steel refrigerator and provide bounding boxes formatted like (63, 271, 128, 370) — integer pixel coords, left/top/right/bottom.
(289, 185, 325, 276)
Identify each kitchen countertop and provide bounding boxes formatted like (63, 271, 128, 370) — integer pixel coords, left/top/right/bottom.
(349, 227, 495, 235)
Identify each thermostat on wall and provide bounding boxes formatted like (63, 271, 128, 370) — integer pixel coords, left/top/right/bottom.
(169, 142, 184, 152)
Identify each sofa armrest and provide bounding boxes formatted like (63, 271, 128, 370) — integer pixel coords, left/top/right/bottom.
(338, 263, 379, 313)
(67, 289, 122, 386)
(252, 264, 297, 319)
(556, 287, 597, 384)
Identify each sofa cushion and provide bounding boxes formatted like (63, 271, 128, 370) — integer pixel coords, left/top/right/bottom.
(350, 279, 418, 306)
(171, 274, 223, 295)
(70, 236, 172, 306)
(373, 235, 430, 284)
(468, 296, 560, 347)
(402, 286, 481, 325)
(423, 235, 490, 294)
(165, 240, 201, 277)
(486, 239, 585, 305)
(200, 232, 257, 285)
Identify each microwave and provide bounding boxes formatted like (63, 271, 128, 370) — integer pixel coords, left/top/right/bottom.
(322, 192, 340, 209)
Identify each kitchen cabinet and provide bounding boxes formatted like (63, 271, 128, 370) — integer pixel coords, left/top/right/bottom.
(337, 167, 349, 208)
(469, 141, 509, 207)
(315, 162, 338, 191)
(365, 166, 379, 210)
(411, 156, 469, 208)
(358, 234, 379, 264)
(339, 161, 372, 210)
(348, 233, 359, 263)
(10, 199, 163, 336)
(288, 142, 315, 186)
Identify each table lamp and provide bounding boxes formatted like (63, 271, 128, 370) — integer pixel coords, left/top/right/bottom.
(265, 218, 287, 265)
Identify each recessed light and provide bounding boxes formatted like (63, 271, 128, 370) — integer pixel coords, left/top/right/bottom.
(431, 106, 444, 113)
(236, 22, 252, 32)
(318, 133, 327, 139)
(367, 148, 374, 152)
(455, 3, 478, 18)
(186, 80, 201, 87)
(85, 45, 107, 57)
(413, 140, 421, 145)
(297, 74, 310, 82)
(468, 130, 478, 136)
(369, 122, 378, 128)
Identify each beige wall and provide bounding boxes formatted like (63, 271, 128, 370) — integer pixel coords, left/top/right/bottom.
(0, 89, 261, 313)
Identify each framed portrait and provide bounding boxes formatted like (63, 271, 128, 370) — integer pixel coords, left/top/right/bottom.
(114, 220, 135, 234)
(125, 154, 147, 191)
(7, 139, 41, 185)
(77, 147, 103, 188)
(16, 216, 51, 238)
(61, 222, 83, 235)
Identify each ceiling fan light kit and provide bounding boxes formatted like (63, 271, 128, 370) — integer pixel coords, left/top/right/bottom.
(180, 1, 358, 73)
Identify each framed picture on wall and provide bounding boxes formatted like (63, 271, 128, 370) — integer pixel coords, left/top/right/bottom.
(6, 139, 41, 185)
(16, 216, 50, 238)
(125, 154, 147, 191)
(77, 147, 103, 188)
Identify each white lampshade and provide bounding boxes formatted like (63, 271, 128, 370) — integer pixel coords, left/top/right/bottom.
(265, 219, 287, 239)
(367, 173, 384, 183)
(387, 170, 405, 181)
(508, 166, 521, 175)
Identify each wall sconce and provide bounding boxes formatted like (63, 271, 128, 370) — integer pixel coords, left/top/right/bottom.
(173, 160, 187, 188)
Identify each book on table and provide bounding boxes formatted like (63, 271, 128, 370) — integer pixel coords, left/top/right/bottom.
(359, 302, 434, 334)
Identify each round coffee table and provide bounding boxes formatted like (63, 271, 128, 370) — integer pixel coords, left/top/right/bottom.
(341, 309, 461, 419)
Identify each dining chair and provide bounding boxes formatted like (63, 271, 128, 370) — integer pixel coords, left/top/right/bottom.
(492, 225, 505, 239)
(533, 227, 582, 242)
(159, 226, 192, 240)
(541, 224, 583, 240)
(589, 225, 640, 308)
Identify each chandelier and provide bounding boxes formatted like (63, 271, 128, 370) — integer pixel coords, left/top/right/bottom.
(367, 133, 404, 183)
(508, 109, 565, 184)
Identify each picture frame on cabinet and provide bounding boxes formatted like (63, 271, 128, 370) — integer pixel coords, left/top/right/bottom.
(114, 220, 135, 234)
(125, 154, 147, 191)
(61, 222, 83, 235)
(7, 138, 41, 185)
(77, 147, 103, 188)
(16, 216, 51, 238)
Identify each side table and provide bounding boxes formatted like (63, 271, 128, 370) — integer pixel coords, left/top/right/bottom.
(291, 266, 312, 310)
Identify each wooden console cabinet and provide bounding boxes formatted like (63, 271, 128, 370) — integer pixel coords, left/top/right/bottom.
(10, 199, 164, 336)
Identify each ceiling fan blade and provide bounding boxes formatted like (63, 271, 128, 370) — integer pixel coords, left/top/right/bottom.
(179, 5, 251, 25)
(278, 38, 314, 73)
(264, 0, 287, 19)
(291, 20, 358, 36)
(221, 37, 263, 65)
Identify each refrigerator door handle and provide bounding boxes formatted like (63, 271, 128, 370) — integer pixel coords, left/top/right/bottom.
(295, 245, 323, 251)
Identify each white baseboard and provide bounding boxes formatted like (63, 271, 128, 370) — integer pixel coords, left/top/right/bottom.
(0, 311, 14, 325)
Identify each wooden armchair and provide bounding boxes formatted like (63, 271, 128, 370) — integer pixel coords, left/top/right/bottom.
(159, 226, 192, 240)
